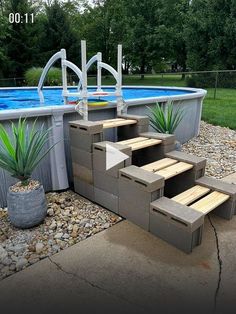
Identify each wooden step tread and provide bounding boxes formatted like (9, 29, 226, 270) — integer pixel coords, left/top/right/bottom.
(172, 185, 210, 206)
(129, 138, 162, 151)
(156, 162, 193, 180)
(99, 118, 124, 123)
(190, 191, 230, 214)
(118, 137, 148, 146)
(141, 158, 178, 172)
(103, 119, 137, 129)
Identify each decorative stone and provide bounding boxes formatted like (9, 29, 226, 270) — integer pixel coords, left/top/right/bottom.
(16, 258, 28, 270)
(54, 232, 63, 239)
(0, 246, 8, 262)
(35, 243, 44, 254)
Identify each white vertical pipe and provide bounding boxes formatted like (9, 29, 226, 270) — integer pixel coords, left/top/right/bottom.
(117, 44, 123, 115)
(81, 40, 88, 120)
(61, 49, 67, 105)
(97, 52, 102, 92)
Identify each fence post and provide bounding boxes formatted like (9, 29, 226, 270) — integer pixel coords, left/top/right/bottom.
(214, 71, 219, 99)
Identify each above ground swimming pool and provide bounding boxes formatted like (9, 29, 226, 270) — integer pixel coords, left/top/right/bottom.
(0, 85, 207, 207)
(0, 86, 197, 110)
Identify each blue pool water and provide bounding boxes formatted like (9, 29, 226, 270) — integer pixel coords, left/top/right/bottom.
(0, 87, 195, 110)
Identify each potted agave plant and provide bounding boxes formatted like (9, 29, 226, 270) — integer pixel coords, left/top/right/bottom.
(147, 101, 184, 150)
(0, 118, 55, 229)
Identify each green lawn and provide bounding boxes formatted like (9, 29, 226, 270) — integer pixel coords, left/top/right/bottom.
(87, 74, 236, 130)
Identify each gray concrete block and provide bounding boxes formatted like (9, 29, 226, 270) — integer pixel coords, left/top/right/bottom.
(119, 180, 162, 210)
(118, 166, 164, 230)
(213, 199, 235, 220)
(165, 150, 206, 171)
(72, 163, 93, 184)
(150, 197, 204, 253)
(117, 114, 150, 126)
(74, 177, 94, 202)
(119, 187, 162, 231)
(94, 188, 119, 213)
(71, 147, 93, 169)
(69, 120, 103, 134)
(70, 127, 103, 152)
(94, 170, 119, 195)
(119, 166, 164, 192)
(119, 198, 150, 230)
(140, 132, 176, 145)
(93, 141, 132, 177)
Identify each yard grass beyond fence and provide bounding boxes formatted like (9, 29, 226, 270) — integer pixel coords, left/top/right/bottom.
(88, 74, 236, 130)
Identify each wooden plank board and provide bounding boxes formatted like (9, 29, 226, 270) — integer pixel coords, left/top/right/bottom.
(156, 162, 193, 179)
(141, 158, 178, 172)
(129, 138, 162, 151)
(118, 137, 148, 146)
(172, 185, 210, 206)
(190, 191, 230, 214)
(99, 118, 124, 123)
(103, 119, 137, 129)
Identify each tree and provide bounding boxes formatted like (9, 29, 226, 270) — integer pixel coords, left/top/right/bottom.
(185, 0, 236, 70)
(5, 0, 38, 77)
(0, 7, 9, 78)
(158, 0, 190, 74)
(122, 0, 161, 74)
(37, 0, 80, 66)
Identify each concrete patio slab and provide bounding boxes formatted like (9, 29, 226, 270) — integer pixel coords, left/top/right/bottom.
(0, 174, 235, 314)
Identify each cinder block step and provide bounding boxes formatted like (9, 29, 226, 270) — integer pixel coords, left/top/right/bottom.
(157, 162, 194, 180)
(172, 179, 236, 220)
(119, 166, 164, 230)
(172, 185, 210, 205)
(190, 191, 230, 214)
(128, 138, 162, 151)
(119, 135, 174, 166)
(118, 137, 148, 145)
(118, 136, 162, 151)
(196, 176, 236, 219)
(102, 118, 137, 129)
(141, 158, 178, 172)
(150, 197, 204, 253)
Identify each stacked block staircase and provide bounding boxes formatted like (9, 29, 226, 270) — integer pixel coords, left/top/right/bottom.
(69, 115, 236, 253)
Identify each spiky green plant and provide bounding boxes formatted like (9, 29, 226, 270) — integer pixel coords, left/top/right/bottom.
(0, 118, 55, 186)
(147, 101, 184, 134)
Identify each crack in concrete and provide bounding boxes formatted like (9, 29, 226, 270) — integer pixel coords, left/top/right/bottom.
(208, 215, 222, 312)
(48, 256, 146, 312)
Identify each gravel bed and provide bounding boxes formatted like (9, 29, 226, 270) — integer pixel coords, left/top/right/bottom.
(182, 121, 236, 178)
(0, 191, 122, 281)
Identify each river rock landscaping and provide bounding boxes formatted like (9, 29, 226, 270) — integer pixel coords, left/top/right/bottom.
(183, 121, 236, 178)
(0, 121, 235, 281)
(0, 191, 122, 280)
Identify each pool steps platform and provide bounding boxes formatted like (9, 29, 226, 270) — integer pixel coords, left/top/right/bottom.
(69, 115, 236, 253)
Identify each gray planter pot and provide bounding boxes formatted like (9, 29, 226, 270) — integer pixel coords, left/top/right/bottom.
(7, 185, 47, 229)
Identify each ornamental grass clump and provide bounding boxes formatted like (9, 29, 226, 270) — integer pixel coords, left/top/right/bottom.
(0, 118, 54, 187)
(147, 101, 184, 134)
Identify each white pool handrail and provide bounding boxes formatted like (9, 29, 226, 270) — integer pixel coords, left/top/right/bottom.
(38, 40, 125, 120)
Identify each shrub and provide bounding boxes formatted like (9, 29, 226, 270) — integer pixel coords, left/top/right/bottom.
(25, 67, 62, 86)
(0, 118, 56, 186)
(147, 101, 184, 134)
